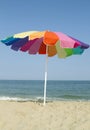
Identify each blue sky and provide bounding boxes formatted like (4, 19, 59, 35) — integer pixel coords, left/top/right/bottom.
(0, 0, 90, 80)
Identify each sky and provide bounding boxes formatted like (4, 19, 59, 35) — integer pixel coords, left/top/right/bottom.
(0, 0, 90, 80)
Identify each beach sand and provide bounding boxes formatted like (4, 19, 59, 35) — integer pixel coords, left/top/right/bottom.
(0, 101, 90, 130)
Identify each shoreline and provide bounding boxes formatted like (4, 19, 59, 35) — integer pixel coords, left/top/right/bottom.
(0, 99, 90, 104)
(0, 100, 90, 130)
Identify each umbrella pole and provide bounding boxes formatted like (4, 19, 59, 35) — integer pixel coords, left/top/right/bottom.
(43, 45, 48, 106)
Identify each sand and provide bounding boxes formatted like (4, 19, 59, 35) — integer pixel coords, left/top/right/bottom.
(0, 100, 90, 130)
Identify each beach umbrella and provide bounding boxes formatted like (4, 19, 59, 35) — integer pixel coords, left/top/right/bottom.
(1, 30, 89, 105)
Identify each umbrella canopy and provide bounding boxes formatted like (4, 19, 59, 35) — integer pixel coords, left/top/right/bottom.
(1, 31, 89, 58)
(1, 30, 90, 105)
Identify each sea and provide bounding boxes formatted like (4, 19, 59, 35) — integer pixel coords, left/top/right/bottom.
(0, 80, 90, 102)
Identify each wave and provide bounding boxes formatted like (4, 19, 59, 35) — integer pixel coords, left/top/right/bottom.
(0, 96, 33, 102)
(0, 96, 47, 102)
(0, 96, 62, 102)
(0, 96, 90, 102)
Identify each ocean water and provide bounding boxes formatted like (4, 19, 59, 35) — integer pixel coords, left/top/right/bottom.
(0, 80, 90, 102)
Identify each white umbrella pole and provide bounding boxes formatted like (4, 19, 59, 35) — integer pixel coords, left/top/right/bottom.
(43, 45, 48, 106)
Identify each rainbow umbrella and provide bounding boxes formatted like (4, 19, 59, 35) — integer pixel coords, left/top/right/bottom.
(1, 31, 89, 105)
